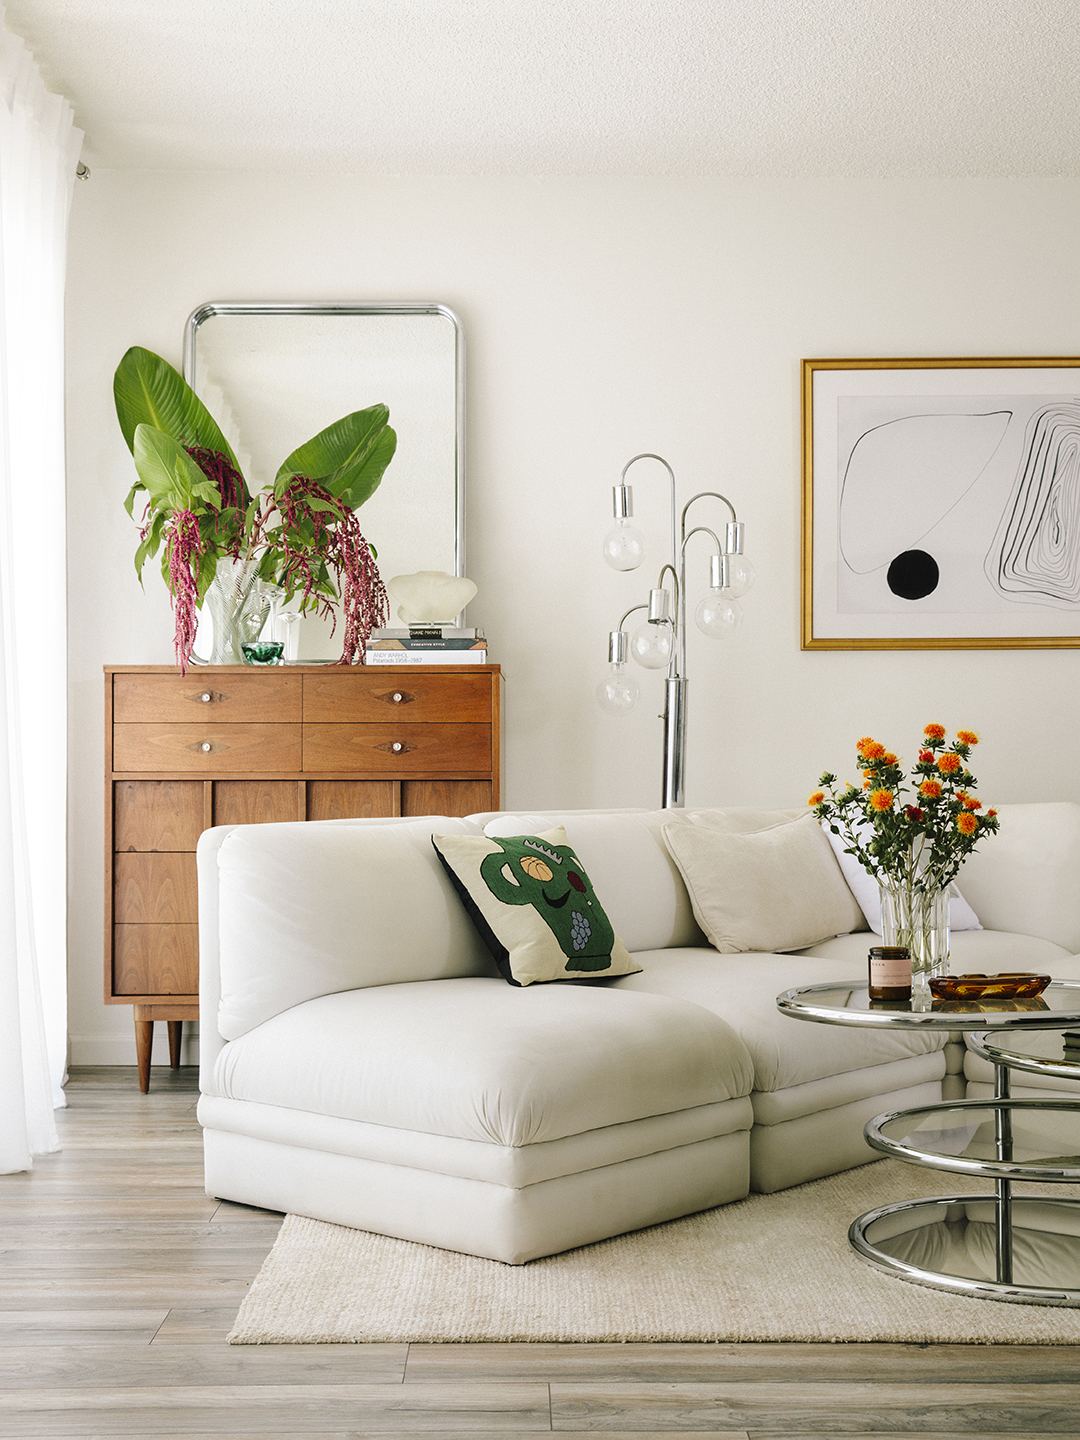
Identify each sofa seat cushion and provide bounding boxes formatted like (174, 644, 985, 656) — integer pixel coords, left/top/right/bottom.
(211, 976, 754, 1148)
(608, 949, 947, 1093)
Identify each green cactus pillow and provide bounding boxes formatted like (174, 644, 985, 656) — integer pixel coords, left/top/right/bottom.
(432, 827, 641, 987)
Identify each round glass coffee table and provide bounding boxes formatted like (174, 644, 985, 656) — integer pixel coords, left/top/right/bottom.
(776, 980, 1080, 1306)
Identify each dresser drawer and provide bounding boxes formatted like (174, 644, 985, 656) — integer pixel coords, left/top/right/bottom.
(113, 924, 199, 996)
(303, 671, 492, 723)
(114, 853, 198, 924)
(113, 671, 302, 723)
(113, 724, 303, 773)
(303, 723, 491, 774)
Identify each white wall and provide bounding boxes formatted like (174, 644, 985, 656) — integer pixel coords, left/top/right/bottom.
(66, 173, 1080, 1063)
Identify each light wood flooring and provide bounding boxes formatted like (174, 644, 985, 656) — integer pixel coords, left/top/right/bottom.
(1, 1067, 1078, 1438)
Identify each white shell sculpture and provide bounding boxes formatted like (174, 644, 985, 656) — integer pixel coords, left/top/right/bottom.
(386, 570, 477, 624)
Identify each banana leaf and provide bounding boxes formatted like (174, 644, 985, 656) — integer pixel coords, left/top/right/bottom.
(274, 404, 396, 510)
(115, 347, 239, 465)
(133, 425, 222, 515)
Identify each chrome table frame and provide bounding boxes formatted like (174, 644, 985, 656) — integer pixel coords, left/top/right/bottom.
(777, 981, 1080, 1306)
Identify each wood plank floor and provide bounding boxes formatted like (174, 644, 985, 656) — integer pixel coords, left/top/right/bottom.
(1, 1068, 1078, 1438)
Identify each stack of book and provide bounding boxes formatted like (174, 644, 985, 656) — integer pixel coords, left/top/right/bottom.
(364, 627, 488, 665)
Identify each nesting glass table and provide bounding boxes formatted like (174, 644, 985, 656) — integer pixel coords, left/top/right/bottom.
(777, 980, 1080, 1306)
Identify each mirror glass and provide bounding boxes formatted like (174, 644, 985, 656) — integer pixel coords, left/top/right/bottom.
(184, 302, 464, 658)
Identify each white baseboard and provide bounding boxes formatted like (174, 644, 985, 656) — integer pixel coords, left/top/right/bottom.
(69, 1030, 200, 1067)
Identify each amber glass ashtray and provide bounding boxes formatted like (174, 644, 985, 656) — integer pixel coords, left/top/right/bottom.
(928, 972, 1052, 1000)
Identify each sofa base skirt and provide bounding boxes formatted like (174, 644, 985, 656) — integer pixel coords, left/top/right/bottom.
(749, 1078, 945, 1193)
(203, 1127, 750, 1264)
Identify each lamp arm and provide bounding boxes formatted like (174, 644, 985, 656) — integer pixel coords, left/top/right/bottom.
(680, 490, 737, 544)
(655, 563, 680, 679)
(677, 527, 722, 676)
(618, 602, 648, 631)
(620, 453, 677, 571)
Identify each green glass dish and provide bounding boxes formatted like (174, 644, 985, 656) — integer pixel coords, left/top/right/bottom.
(240, 640, 284, 666)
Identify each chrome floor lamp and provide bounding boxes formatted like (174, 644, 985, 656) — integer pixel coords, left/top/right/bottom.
(596, 453, 754, 808)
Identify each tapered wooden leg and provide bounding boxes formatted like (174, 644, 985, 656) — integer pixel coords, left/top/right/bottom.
(135, 1017, 154, 1094)
(167, 1020, 183, 1070)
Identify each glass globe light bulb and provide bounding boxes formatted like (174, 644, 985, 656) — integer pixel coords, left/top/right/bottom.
(724, 553, 755, 598)
(695, 591, 743, 638)
(596, 661, 639, 714)
(630, 621, 672, 669)
(602, 518, 646, 571)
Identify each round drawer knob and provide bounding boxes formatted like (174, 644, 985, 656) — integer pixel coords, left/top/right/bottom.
(201, 742, 212, 752)
(391, 741, 403, 752)
(200, 692, 212, 703)
(392, 692, 403, 703)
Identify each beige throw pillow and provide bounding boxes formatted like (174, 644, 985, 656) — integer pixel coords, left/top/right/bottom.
(661, 812, 864, 954)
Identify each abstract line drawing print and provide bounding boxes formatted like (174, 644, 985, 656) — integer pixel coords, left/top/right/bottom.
(839, 410, 1011, 601)
(985, 401, 1080, 608)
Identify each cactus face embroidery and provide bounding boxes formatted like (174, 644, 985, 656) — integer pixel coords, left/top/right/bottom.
(479, 835, 616, 971)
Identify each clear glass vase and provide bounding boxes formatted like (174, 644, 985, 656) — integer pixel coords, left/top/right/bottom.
(878, 881, 950, 990)
(190, 558, 275, 666)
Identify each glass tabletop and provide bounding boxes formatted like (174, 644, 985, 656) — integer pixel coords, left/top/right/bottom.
(777, 979, 1080, 1031)
(970, 1024, 1080, 1080)
(870, 1100, 1080, 1180)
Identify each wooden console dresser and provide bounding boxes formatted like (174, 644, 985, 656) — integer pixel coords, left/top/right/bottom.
(105, 663, 502, 1090)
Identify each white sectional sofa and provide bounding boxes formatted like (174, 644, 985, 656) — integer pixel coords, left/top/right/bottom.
(197, 802, 1080, 1263)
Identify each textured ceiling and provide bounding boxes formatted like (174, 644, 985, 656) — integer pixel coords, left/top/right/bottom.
(8, 0, 1080, 175)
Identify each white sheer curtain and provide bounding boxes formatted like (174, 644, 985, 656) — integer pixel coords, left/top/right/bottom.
(0, 14, 81, 1173)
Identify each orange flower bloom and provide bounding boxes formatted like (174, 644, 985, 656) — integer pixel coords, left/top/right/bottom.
(937, 753, 962, 774)
(957, 813, 978, 835)
(963, 796, 982, 810)
(986, 808, 998, 819)
(956, 729, 979, 746)
(862, 741, 886, 760)
(807, 791, 824, 807)
(919, 779, 943, 799)
(883, 752, 897, 764)
(918, 748, 934, 763)
(855, 736, 876, 754)
(924, 723, 946, 741)
(868, 788, 894, 812)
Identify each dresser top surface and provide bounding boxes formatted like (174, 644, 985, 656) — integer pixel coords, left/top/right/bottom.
(105, 663, 501, 675)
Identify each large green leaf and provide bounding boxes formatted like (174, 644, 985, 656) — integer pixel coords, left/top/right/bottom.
(114, 347, 239, 465)
(133, 425, 218, 515)
(275, 404, 396, 510)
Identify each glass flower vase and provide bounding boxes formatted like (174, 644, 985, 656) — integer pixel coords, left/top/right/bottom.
(190, 558, 273, 666)
(878, 881, 950, 990)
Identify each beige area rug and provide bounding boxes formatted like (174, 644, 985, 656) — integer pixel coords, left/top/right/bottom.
(229, 1160, 1080, 1345)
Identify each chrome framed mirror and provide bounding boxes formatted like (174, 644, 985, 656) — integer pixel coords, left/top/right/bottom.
(184, 301, 465, 657)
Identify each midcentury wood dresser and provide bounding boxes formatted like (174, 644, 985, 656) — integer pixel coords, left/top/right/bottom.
(105, 663, 502, 1090)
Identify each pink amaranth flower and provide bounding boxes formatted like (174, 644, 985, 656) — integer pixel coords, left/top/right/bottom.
(165, 509, 204, 674)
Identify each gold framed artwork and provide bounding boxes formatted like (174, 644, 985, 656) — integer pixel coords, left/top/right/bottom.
(802, 357, 1080, 650)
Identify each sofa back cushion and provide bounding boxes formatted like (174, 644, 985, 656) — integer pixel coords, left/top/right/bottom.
(480, 810, 707, 952)
(956, 802, 1080, 953)
(215, 816, 496, 1040)
(482, 807, 807, 953)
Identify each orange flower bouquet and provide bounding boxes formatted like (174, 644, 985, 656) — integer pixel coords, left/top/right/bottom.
(809, 726, 1000, 983)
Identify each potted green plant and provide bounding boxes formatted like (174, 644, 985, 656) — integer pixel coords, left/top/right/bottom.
(113, 346, 396, 671)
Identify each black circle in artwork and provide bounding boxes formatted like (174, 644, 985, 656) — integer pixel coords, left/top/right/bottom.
(887, 550, 939, 600)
